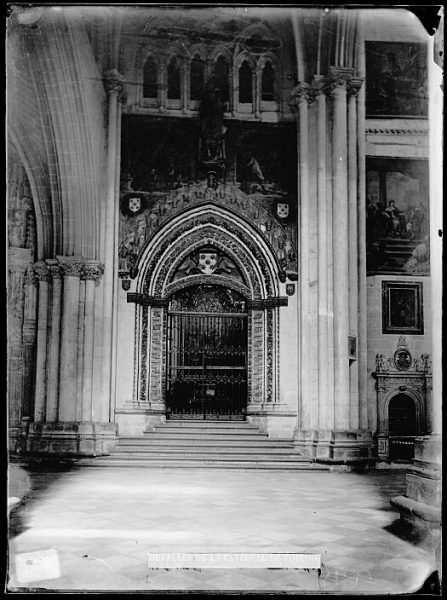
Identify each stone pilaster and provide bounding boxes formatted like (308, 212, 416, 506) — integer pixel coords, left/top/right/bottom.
(57, 257, 83, 422)
(45, 260, 63, 422)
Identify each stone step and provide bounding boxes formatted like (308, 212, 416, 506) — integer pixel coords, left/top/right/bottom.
(118, 439, 294, 448)
(160, 420, 256, 428)
(113, 447, 301, 456)
(141, 433, 270, 441)
(109, 452, 306, 461)
(76, 459, 328, 470)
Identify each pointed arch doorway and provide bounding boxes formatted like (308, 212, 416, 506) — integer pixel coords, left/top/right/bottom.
(166, 284, 248, 420)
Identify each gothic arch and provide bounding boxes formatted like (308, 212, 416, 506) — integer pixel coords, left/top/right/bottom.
(132, 203, 282, 409)
(136, 203, 280, 299)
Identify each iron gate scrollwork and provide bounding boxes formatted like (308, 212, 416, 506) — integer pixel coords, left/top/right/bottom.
(166, 285, 248, 420)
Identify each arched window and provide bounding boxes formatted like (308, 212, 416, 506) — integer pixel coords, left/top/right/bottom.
(167, 57, 181, 100)
(190, 54, 205, 101)
(214, 55, 229, 103)
(261, 61, 275, 102)
(239, 60, 252, 104)
(143, 57, 158, 99)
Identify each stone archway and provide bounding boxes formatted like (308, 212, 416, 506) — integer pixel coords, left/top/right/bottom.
(128, 204, 287, 425)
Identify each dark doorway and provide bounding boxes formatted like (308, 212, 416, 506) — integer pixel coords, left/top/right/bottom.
(388, 393, 418, 460)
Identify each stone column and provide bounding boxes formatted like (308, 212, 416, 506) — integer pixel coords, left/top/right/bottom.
(57, 257, 82, 422)
(347, 78, 362, 431)
(8, 247, 33, 428)
(290, 83, 311, 432)
(45, 260, 63, 423)
(33, 261, 51, 423)
(328, 67, 352, 431)
(101, 70, 123, 423)
(22, 266, 38, 421)
(356, 32, 368, 431)
(76, 277, 86, 422)
(314, 76, 332, 432)
(82, 262, 103, 422)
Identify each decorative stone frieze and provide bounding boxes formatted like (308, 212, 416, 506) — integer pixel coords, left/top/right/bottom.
(46, 259, 63, 280)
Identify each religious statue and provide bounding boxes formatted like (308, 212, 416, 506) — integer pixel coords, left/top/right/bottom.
(199, 80, 227, 178)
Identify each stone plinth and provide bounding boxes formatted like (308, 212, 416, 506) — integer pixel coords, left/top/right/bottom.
(295, 428, 374, 466)
(391, 435, 441, 536)
(26, 422, 118, 457)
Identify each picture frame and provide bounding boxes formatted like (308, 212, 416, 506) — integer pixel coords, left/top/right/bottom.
(382, 281, 424, 335)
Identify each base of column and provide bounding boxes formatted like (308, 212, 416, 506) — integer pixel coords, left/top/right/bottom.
(25, 422, 118, 457)
(294, 429, 374, 468)
(115, 407, 166, 434)
(390, 435, 441, 537)
(247, 407, 297, 439)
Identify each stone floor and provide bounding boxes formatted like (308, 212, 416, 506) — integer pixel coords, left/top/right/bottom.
(6, 463, 438, 594)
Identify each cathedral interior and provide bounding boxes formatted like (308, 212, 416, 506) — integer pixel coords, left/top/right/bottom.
(6, 5, 442, 594)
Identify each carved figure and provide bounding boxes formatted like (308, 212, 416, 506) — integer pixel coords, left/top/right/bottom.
(376, 354, 386, 371)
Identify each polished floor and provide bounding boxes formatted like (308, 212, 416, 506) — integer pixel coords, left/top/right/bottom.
(7, 463, 437, 594)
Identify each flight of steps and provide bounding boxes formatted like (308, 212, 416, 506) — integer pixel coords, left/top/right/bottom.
(79, 421, 329, 470)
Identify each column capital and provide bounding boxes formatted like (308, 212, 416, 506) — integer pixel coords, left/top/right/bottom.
(45, 258, 63, 280)
(289, 82, 312, 111)
(327, 66, 355, 93)
(347, 77, 364, 98)
(57, 256, 84, 278)
(34, 261, 51, 282)
(103, 69, 125, 95)
(81, 261, 104, 281)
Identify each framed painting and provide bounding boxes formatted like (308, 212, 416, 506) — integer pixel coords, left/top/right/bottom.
(382, 281, 424, 335)
(365, 41, 428, 117)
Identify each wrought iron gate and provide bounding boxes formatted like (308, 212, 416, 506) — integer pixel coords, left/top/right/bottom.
(166, 285, 248, 420)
